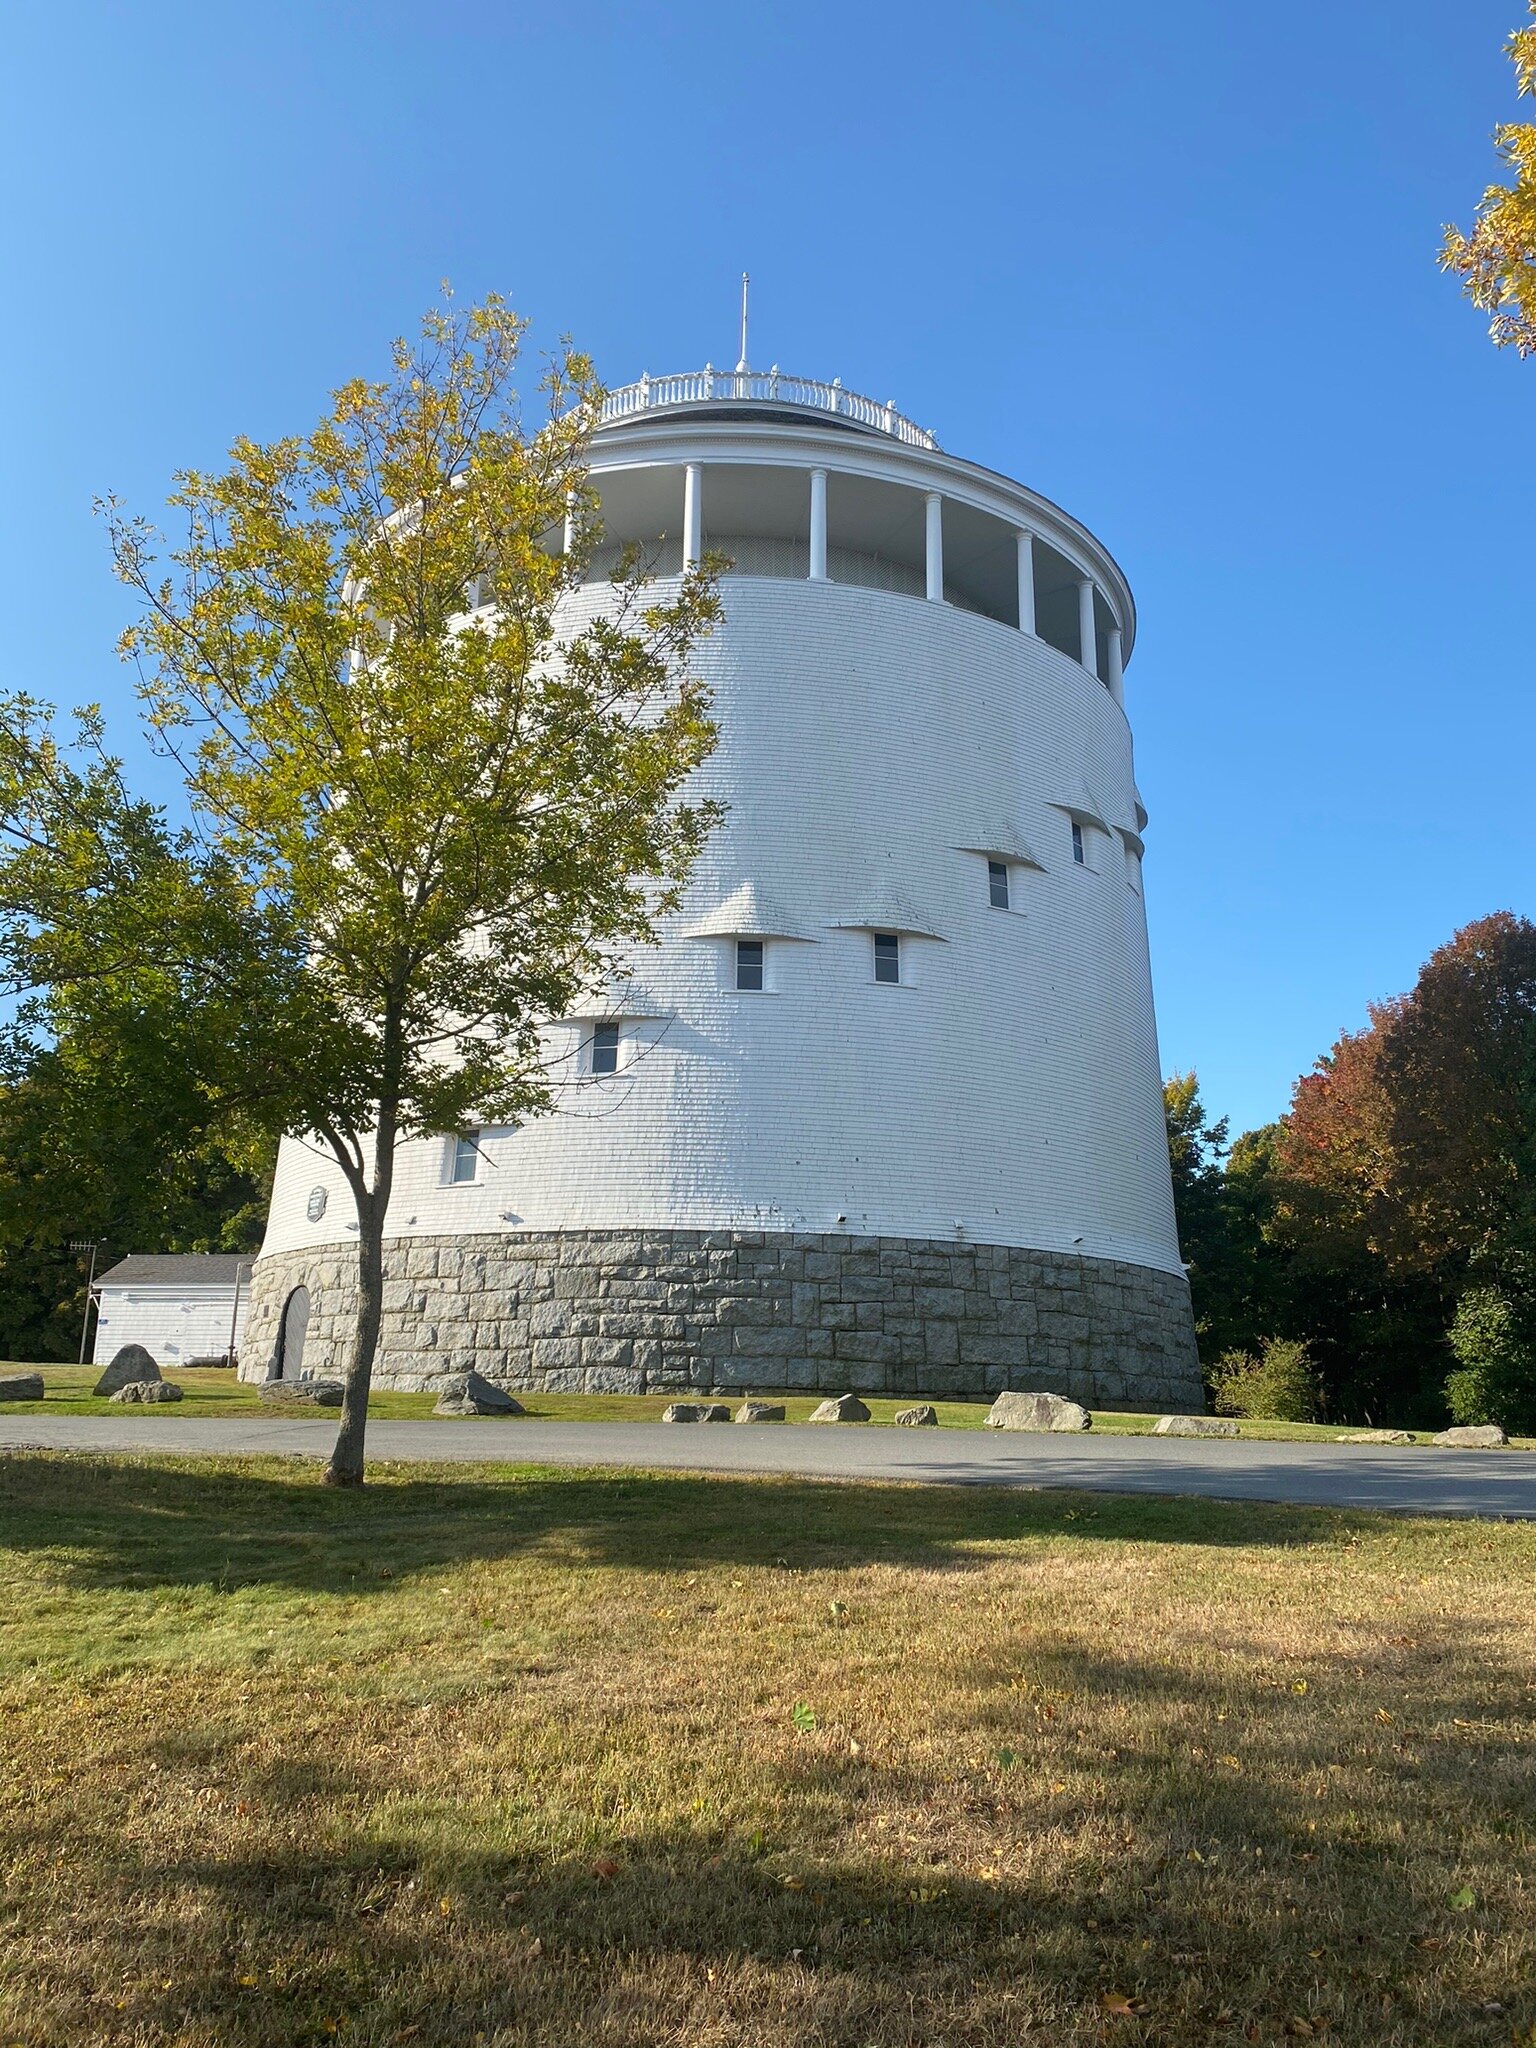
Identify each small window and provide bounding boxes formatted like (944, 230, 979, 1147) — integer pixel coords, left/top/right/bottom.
(590, 1021, 621, 1075)
(987, 860, 1010, 910)
(873, 932, 900, 984)
(736, 938, 764, 990)
(448, 1133, 480, 1184)
(1071, 820, 1086, 866)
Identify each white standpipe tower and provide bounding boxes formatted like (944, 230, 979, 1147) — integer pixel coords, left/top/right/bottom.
(244, 354, 1200, 1412)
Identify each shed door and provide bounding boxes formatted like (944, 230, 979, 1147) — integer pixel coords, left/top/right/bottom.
(276, 1286, 310, 1380)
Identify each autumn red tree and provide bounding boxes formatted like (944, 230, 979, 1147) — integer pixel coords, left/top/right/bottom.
(1374, 912, 1536, 1274)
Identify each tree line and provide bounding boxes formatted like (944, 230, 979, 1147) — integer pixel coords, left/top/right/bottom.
(1168, 912, 1536, 1433)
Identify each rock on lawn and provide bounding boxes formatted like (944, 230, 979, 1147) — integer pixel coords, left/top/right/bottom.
(93, 1345, 160, 1397)
(434, 1371, 525, 1417)
(895, 1404, 938, 1426)
(1433, 1424, 1508, 1448)
(0, 1372, 44, 1401)
(1153, 1415, 1239, 1438)
(985, 1391, 1091, 1433)
(259, 1378, 345, 1409)
(809, 1394, 871, 1424)
(111, 1380, 184, 1404)
(735, 1401, 785, 1423)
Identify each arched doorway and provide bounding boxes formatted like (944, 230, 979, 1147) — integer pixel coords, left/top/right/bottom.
(275, 1286, 310, 1380)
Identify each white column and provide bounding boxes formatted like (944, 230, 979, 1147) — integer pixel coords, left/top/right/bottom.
(562, 490, 576, 556)
(925, 491, 944, 603)
(683, 462, 702, 570)
(1077, 576, 1098, 678)
(1106, 625, 1125, 707)
(809, 467, 828, 581)
(1016, 530, 1036, 635)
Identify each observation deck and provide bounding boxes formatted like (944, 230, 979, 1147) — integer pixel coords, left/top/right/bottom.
(587, 362, 1133, 699)
(600, 366, 939, 449)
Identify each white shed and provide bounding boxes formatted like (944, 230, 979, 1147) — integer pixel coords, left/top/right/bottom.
(92, 1254, 251, 1368)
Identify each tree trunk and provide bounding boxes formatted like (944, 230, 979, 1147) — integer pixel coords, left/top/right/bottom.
(324, 1096, 399, 1488)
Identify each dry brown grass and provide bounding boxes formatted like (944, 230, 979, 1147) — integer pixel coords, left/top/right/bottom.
(1, 1453, 1533, 2047)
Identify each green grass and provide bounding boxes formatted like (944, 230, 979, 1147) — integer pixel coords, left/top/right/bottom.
(1, 1365, 1506, 1443)
(0, 1451, 1533, 2045)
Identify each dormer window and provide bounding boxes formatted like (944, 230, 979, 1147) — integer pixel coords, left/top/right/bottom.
(590, 1022, 620, 1075)
(736, 938, 764, 990)
(873, 932, 901, 984)
(1071, 821, 1086, 866)
(987, 860, 1010, 909)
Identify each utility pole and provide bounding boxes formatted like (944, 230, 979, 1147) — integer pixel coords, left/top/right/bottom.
(226, 1258, 252, 1372)
(69, 1239, 105, 1365)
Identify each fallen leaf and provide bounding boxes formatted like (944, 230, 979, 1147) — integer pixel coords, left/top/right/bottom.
(1446, 1883, 1475, 1912)
(1099, 1992, 1147, 2017)
(591, 1858, 620, 1882)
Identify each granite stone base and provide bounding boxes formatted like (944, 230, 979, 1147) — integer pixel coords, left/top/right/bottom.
(241, 1229, 1203, 1412)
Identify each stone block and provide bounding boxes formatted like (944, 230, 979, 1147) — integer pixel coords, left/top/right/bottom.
(924, 1323, 959, 1367)
(529, 1339, 583, 1372)
(841, 1276, 894, 1302)
(580, 1337, 633, 1369)
(584, 1366, 641, 1393)
(914, 1286, 965, 1319)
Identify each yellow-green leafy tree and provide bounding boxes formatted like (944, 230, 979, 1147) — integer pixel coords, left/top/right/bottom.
(1, 296, 721, 1484)
(1442, 3, 1536, 352)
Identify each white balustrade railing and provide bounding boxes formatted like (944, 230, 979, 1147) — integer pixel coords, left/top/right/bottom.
(599, 366, 938, 449)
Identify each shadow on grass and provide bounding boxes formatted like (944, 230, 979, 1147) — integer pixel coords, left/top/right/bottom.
(9, 1631, 1536, 2047)
(0, 1451, 1366, 1595)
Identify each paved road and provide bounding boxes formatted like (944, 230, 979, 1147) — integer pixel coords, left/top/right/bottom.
(1, 1413, 1533, 1518)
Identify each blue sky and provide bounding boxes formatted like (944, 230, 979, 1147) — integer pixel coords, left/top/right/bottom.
(1, 0, 1531, 1139)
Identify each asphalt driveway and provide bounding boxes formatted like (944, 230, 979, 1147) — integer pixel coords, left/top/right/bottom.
(1, 1412, 1533, 1518)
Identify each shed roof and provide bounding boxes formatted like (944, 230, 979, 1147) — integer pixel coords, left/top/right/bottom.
(95, 1254, 249, 1290)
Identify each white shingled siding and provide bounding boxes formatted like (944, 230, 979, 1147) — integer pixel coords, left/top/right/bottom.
(258, 567, 1178, 1276)
(93, 1286, 248, 1366)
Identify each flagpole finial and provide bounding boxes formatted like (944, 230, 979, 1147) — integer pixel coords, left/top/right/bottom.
(737, 271, 750, 373)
